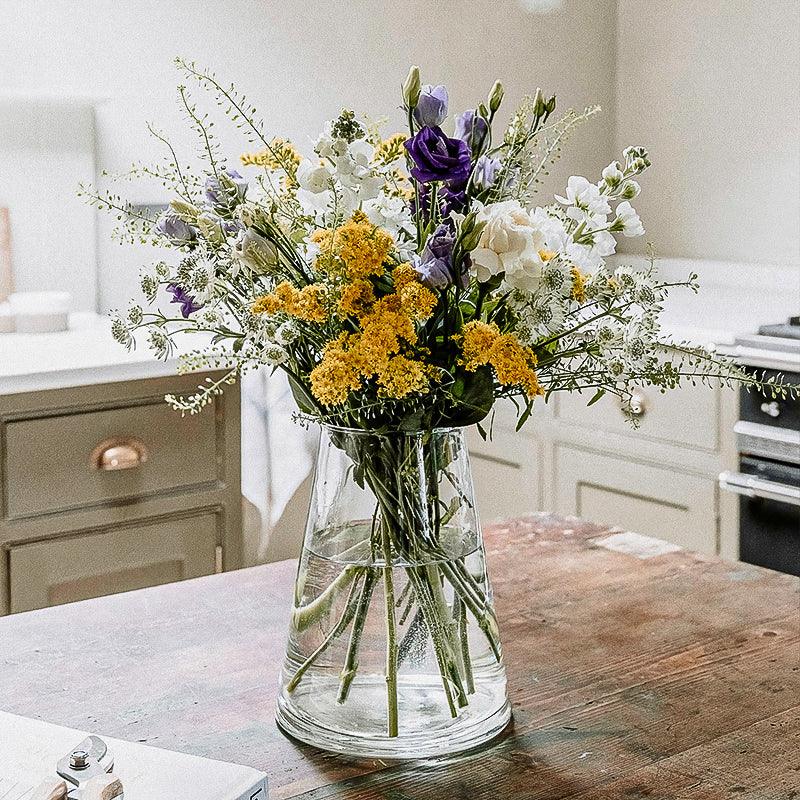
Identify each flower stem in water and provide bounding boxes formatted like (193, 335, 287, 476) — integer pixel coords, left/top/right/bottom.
(337, 569, 377, 703)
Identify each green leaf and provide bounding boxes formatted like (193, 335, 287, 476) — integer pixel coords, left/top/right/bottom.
(286, 372, 319, 416)
(442, 366, 495, 426)
(587, 389, 606, 406)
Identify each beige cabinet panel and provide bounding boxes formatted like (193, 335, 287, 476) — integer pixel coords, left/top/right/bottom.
(468, 428, 539, 524)
(555, 445, 717, 553)
(5, 400, 218, 518)
(9, 512, 219, 613)
(556, 384, 720, 452)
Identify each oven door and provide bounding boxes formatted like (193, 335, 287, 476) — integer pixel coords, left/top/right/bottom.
(720, 457, 800, 576)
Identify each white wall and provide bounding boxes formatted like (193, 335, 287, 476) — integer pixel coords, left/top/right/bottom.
(615, 0, 800, 268)
(0, 0, 615, 311)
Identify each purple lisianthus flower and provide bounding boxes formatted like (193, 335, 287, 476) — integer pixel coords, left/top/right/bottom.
(166, 284, 203, 318)
(413, 84, 448, 127)
(412, 221, 468, 289)
(404, 126, 471, 185)
(454, 109, 489, 156)
(154, 211, 197, 245)
(472, 154, 502, 190)
(204, 168, 248, 209)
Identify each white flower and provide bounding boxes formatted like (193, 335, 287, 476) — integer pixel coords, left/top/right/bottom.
(362, 193, 415, 240)
(470, 200, 550, 293)
(613, 201, 645, 237)
(566, 229, 616, 271)
(296, 160, 332, 193)
(555, 176, 611, 223)
(600, 161, 623, 188)
(314, 123, 348, 160)
(296, 187, 333, 222)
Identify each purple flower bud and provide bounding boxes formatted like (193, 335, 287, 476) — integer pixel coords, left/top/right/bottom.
(404, 126, 471, 185)
(413, 85, 449, 127)
(154, 211, 197, 245)
(412, 221, 468, 289)
(166, 284, 203, 318)
(204, 168, 248, 209)
(454, 110, 489, 156)
(472, 154, 501, 190)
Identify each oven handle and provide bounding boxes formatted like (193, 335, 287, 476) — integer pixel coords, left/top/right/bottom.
(719, 471, 800, 507)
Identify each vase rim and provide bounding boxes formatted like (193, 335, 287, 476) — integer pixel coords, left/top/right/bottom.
(299, 415, 467, 436)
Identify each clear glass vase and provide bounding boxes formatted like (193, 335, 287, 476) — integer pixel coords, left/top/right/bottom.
(276, 424, 510, 758)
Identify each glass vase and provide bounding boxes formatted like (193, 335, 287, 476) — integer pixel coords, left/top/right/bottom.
(276, 424, 510, 758)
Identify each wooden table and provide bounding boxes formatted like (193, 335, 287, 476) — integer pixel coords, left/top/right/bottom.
(2, 514, 798, 799)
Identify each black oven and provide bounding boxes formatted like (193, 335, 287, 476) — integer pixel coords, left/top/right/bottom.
(719, 338, 800, 577)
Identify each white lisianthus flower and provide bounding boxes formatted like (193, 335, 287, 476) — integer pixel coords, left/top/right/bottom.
(470, 200, 550, 292)
(555, 176, 611, 224)
(613, 201, 645, 237)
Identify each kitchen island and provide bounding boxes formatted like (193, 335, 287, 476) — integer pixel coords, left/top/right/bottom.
(1, 514, 798, 798)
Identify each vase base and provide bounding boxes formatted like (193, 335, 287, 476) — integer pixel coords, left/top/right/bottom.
(276, 675, 512, 759)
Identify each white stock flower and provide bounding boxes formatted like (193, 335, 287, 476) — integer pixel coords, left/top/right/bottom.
(613, 201, 645, 237)
(362, 193, 415, 240)
(296, 159, 332, 193)
(470, 200, 550, 293)
(600, 161, 624, 188)
(566, 229, 617, 271)
(555, 176, 611, 223)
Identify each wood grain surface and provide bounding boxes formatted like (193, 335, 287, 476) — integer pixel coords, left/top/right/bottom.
(1, 514, 798, 799)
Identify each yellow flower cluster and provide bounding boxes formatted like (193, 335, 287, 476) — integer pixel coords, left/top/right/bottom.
(571, 267, 588, 303)
(240, 137, 302, 182)
(309, 272, 437, 406)
(312, 211, 394, 280)
(458, 321, 543, 398)
(252, 281, 327, 323)
(373, 133, 407, 165)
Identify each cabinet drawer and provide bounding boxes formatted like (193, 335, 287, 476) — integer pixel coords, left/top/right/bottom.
(4, 400, 219, 518)
(555, 445, 717, 553)
(556, 384, 720, 451)
(9, 511, 219, 613)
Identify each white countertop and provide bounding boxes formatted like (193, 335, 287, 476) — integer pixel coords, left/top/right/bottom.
(0, 313, 205, 395)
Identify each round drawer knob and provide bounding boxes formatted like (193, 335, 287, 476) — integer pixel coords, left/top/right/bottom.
(90, 438, 148, 471)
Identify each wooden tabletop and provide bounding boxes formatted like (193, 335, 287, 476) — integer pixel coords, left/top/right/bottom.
(1, 514, 798, 799)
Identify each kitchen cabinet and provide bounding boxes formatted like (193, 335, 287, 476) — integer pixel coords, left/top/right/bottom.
(0, 371, 241, 615)
(467, 383, 739, 556)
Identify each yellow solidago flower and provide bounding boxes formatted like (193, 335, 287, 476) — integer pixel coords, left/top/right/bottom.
(314, 212, 394, 280)
(457, 321, 543, 398)
(309, 334, 363, 406)
(252, 281, 328, 323)
(571, 267, 588, 303)
(538, 249, 557, 262)
(241, 137, 302, 182)
(376, 355, 430, 399)
(399, 281, 437, 321)
(373, 133, 407, 166)
(338, 279, 375, 319)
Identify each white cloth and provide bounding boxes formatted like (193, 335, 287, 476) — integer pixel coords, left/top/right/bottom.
(240, 367, 316, 563)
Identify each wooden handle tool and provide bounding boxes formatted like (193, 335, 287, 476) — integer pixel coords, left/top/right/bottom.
(29, 779, 67, 800)
(78, 774, 124, 800)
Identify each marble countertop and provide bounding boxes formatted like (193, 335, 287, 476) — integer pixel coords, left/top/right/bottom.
(0, 313, 209, 395)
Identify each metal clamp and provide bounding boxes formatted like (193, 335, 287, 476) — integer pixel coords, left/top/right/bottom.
(719, 470, 800, 508)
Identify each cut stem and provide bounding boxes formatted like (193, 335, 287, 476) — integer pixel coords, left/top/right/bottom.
(287, 572, 364, 693)
(337, 569, 377, 704)
(381, 522, 399, 737)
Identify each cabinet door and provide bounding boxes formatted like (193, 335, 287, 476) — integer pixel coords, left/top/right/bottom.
(467, 427, 540, 525)
(555, 445, 717, 553)
(9, 512, 219, 613)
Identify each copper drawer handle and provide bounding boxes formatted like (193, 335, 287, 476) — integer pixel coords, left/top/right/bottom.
(90, 437, 148, 471)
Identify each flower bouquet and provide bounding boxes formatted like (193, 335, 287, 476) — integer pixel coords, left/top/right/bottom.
(83, 61, 791, 758)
